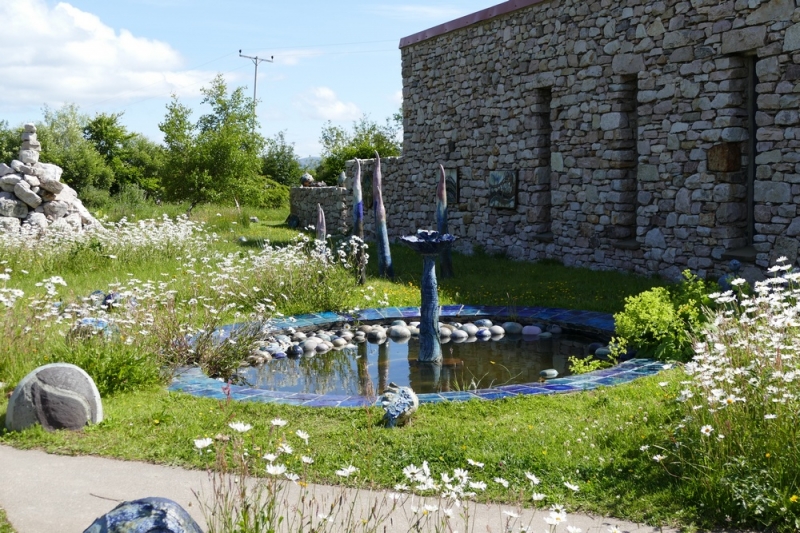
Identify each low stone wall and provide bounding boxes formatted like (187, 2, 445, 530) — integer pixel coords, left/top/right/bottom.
(289, 186, 349, 236)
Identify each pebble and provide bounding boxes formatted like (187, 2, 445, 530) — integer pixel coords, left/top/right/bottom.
(460, 323, 479, 336)
(391, 319, 407, 327)
(489, 325, 505, 336)
(408, 326, 420, 335)
(522, 325, 542, 336)
(538, 332, 552, 339)
(332, 337, 348, 348)
(316, 343, 332, 354)
(595, 347, 612, 359)
(475, 327, 492, 339)
(450, 329, 469, 341)
(292, 332, 307, 342)
(540, 369, 559, 379)
(357, 325, 373, 334)
(287, 345, 303, 357)
(300, 339, 319, 352)
(367, 327, 387, 343)
(273, 352, 287, 359)
(502, 322, 523, 334)
(474, 319, 493, 327)
(548, 325, 562, 334)
(388, 325, 411, 339)
(438, 327, 452, 338)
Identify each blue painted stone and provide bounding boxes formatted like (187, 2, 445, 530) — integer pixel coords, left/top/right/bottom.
(83, 497, 202, 533)
(273, 351, 287, 359)
(475, 327, 492, 339)
(474, 319, 493, 327)
(287, 345, 303, 357)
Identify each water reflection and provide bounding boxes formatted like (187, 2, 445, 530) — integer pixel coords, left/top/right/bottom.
(239, 333, 599, 397)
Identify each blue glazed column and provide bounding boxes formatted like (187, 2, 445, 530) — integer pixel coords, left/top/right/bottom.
(419, 253, 442, 363)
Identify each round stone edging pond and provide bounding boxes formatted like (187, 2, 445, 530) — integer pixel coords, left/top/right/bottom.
(168, 305, 665, 407)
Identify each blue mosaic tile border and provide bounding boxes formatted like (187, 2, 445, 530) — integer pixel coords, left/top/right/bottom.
(169, 305, 664, 407)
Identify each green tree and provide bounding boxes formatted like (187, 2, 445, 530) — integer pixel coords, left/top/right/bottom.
(36, 104, 114, 192)
(159, 75, 270, 207)
(315, 114, 402, 185)
(0, 120, 20, 163)
(83, 112, 164, 194)
(262, 131, 303, 186)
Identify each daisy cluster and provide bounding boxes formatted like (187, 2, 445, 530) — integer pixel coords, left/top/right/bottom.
(651, 260, 800, 527)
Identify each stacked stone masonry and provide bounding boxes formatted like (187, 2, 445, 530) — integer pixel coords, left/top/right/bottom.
(291, 0, 800, 280)
(0, 123, 98, 234)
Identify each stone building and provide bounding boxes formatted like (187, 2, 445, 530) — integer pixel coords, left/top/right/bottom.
(292, 0, 800, 280)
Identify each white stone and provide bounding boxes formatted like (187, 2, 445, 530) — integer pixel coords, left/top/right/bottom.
(14, 181, 42, 209)
(22, 212, 48, 232)
(0, 175, 22, 192)
(43, 200, 70, 220)
(0, 163, 12, 177)
(18, 150, 39, 166)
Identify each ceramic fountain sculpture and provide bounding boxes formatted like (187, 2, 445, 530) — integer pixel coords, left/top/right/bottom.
(436, 164, 454, 278)
(316, 203, 326, 242)
(401, 230, 457, 363)
(373, 152, 394, 280)
(379, 382, 419, 428)
(352, 159, 366, 285)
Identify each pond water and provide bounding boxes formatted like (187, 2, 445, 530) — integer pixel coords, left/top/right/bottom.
(237, 333, 603, 396)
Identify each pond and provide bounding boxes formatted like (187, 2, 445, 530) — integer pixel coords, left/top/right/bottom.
(169, 305, 665, 407)
(238, 332, 604, 396)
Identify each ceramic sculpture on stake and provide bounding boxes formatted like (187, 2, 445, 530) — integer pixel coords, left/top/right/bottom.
(352, 159, 366, 285)
(316, 203, 326, 243)
(373, 151, 394, 280)
(437, 164, 454, 278)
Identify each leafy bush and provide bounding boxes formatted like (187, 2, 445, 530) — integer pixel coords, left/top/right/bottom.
(649, 266, 800, 531)
(53, 338, 164, 396)
(614, 270, 714, 361)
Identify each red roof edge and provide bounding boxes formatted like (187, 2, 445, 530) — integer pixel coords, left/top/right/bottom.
(399, 0, 547, 49)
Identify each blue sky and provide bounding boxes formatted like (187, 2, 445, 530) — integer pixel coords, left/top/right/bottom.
(0, 0, 494, 157)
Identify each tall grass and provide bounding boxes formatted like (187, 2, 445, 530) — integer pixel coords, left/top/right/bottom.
(649, 264, 800, 531)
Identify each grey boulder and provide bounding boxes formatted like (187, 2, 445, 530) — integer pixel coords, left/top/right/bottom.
(6, 363, 103, 432)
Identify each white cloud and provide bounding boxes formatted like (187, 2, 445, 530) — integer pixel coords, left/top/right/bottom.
(273, 49, 324, 66)
(366, 4, 468, 21)
(294, 87, 361, 121)
(0, 0, 214, 109)
(390, 90, 403, 105)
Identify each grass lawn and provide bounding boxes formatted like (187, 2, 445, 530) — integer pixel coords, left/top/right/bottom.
(0, 201, 722, 530)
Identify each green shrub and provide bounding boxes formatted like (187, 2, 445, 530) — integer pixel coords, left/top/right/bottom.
(53, 337, 165, 396)
(614, 270, 714, 361)
(80, 185, 112, 208)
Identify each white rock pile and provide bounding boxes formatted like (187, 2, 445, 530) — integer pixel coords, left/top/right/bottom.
(0, 123, 98, 234)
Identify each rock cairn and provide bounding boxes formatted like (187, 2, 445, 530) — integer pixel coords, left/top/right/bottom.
(0, 123, 98, 234)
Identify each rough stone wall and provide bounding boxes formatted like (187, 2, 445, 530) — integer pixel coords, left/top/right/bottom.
(289, 187, 349, 236)
(387, 0, 800, 280)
